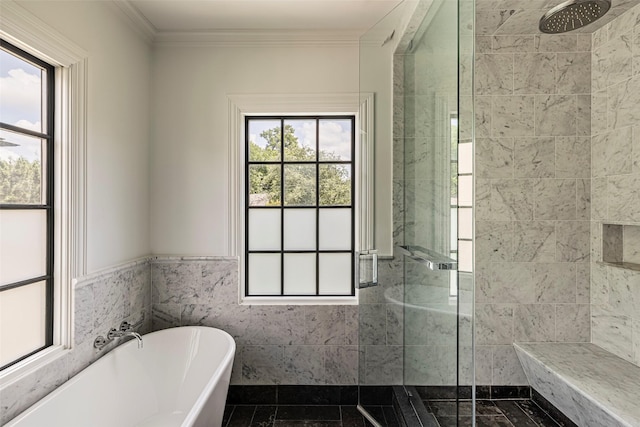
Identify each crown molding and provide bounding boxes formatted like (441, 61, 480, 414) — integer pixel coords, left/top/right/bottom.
(154, 29, 360, 47)
(110, 0, 156, 44)
(0, 0, 87, 66)
(110, 1, 362, 47)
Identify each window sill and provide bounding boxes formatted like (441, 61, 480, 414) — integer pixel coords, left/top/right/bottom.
(0, 345, 69, 388)
(241, 295, 358, 305)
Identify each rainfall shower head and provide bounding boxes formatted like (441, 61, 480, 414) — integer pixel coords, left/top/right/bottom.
(539, 0, 611, 34)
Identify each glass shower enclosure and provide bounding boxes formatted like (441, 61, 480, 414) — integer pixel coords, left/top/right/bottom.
(358, 0, 474, 424)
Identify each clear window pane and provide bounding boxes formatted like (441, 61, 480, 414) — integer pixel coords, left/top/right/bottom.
(248, 254, 281, 295)
(249, 164, 281, 206)
(0, 210, 47, 286)
(0, 281, 47, 366)
(319, 209, 351, 250)
(0, 48, 44, 133)
(284, 120, 316, 161)
(248, 209, 281, 250)
(319, 119, 351, 161)
(248, 119, 281, 161)
(284, 253, 316, 295)
(0, 129, 44, 204)
(319, 253, 351, 295)
(284, 209, 316, 250)
(319, 164, 351, 206)
(284, 164, 316, 206)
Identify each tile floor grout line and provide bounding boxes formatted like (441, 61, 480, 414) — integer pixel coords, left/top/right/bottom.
(530, 400, 564, 427)
(513, 401, 547, 427)
(224, 405, 236, 427)
(248, 405, 258, 427)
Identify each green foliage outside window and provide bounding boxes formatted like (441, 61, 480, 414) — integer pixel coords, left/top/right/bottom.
(0, 158, 41, 204)
(250, 124, 351, 206)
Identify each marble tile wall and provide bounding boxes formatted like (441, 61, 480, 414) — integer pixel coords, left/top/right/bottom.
(474, 31, 592, 385)
(150, 257, 359, 385)
(590, 2, 640, 368)
(358, 257, 404, 385)
(0, 259, 152, 425)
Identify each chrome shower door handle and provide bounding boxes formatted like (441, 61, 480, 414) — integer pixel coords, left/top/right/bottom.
(356, 249, 378, 289)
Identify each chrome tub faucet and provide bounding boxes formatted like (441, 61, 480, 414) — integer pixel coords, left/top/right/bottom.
(94, 317, 144, 350)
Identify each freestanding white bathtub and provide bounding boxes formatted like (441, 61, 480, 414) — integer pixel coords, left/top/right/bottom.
(6, 326, 236, 427)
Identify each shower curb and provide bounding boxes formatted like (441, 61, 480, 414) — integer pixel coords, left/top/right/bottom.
(392, 386, 438, 427)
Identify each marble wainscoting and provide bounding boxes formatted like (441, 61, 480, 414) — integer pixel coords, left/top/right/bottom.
(0, 259, 152, 425)
(150, 257, 359, 386)
(515, 342, 640, 427)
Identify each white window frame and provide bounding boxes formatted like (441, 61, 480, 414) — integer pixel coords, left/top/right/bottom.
(0, 0, 87, 384)
(228, 93, 374, 305)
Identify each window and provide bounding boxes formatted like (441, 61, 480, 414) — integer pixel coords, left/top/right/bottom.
(450, 112, 473, 297)
(0, 39, 54, 369)
(245, 116, 355, 297)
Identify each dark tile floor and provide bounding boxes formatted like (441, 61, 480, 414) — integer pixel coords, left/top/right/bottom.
(223, 399, 569, 427)
(426, 399, 573, 427)
(222, 404, 394, 427)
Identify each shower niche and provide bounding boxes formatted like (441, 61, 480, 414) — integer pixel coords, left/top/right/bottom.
(602, 223, 640, 270)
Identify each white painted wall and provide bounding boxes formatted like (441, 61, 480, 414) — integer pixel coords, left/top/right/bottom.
(151, 43, 375, 255)
(16, 1, 152, 272)
(15, 2, 397, 262)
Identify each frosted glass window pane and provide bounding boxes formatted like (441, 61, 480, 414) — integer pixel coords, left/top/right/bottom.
(0, 48, 44, 133)
(459, 208, 473, 240)
(458, 175, 473, 207)
(319, 253, 352, 295)
(449, 270, 458, 297)
(458, 142, 473, 174)
(284, 253, 316, 295)
(458, 240, 473, 273)
(0, 129, 44, 204)
(450, 208, 458, 247)
(0, 210, 46, 286)
(248, 254, 281, 295)
(284, 165, 316, 206)
(319, 119, 352, 161)
(0, 281, 46, 366)
(284, 209, 315, 250)
(248, 119, 281, 161)
(284, 120, 316, 161)
(319, 209, 351, 250)
(249, 165, 280, 206)
(248, 209, 281, 250)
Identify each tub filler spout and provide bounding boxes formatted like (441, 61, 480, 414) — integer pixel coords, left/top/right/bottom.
(108, 329, 143, 348)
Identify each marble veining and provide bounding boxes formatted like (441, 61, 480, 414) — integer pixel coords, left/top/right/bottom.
(535, 95, 577, 136)
(515, 342, 640, 427)
(592, 127, 633, 177)
(513, 137, 555, 178)
(593, 33, 633, 92)
(513, 53, 555, 94)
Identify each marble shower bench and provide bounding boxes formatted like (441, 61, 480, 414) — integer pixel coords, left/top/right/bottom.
(514, 342, 640, 427)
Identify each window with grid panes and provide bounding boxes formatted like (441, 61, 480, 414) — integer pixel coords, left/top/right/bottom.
(245, 116, 355, 296)
(0, 39, 54, 369)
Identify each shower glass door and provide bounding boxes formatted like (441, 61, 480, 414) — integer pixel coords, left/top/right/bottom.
(359, 0, 474, 424)
(402, 0, 475, 422)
